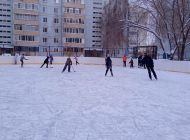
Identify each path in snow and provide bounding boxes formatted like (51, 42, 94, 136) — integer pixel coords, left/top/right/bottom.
(0, 65, 190, 140)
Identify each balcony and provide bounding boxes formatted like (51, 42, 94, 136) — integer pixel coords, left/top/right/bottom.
(64, 3, 85, 9)
(14, 30, 39, 36)
(15, 0, 39, 3)
(64, 13, 85, 18)
(14, 9, 39, 15)
(14, 20, 39, 25)
(15, 40, 39, 46)
(64, 33, 84, 38)
(64, 42, 84, 48)
(63, 23, 84, 28)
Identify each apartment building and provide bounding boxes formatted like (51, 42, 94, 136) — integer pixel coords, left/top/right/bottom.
(63, 0, 85, 56)
(84, 0, 104, 57)
(13, 0, 40, 55)
(39, 0, 63, 56)
(0, 0, 13, 55)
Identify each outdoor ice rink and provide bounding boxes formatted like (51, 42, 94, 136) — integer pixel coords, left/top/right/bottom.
(0, 64, 190, 140)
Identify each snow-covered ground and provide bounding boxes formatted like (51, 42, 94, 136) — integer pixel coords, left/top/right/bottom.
(0, 64, 190, 140)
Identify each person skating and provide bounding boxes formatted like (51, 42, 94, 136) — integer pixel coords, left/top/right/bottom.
(49, 55, 53, 68)
(40, 56, 49, 68)
(14, 53, 19, 65)
(62, 57, 72, 73)
(74, 56, 79, 65)
(129, 58, 134, 68)
(142, 54, 146, 69)
(20, 54, 28, 68)
(123, 55, 127, 67)
(143, 53, 157, 80)
(105, 55, 113, 76)
(138, 55, 142, 68)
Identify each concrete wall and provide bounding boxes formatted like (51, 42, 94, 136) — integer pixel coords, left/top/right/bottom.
(0, 56, 190, 73)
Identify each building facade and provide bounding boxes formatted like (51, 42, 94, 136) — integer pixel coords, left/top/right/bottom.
(39, 0, 63, 56)
(13, 0, 40, 56)
(84, 0, 105, 57)
(63, 0, 85, 56)
(0, 0, 13, 55)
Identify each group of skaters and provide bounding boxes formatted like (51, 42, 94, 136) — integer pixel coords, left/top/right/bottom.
(122, 55, 134, 68)
(121, 53, 157, 80)
(40, 55, 54, 68)
(105, 53, 157, 80)
(19, 53, 157, 80)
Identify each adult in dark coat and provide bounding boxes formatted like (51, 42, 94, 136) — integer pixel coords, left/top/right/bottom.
(143, 53, 157, 80)
(138, 55, 142, 67)
(62, 57, 72, 73)
(40, 56, 49, 68)
(105, 56, 113, 76)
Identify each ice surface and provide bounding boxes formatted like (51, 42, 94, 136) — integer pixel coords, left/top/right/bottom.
(0, 65, 190, 140)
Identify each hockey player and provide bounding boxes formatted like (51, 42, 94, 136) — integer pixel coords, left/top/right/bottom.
(143, 53, 157, 80)
(138, 55, 142, 68)
(40, 56, 49, 68)
(105, 55, 113, 76)
(62, 57, 72, 73)
(129, 58, 134, 68)
(49, 55, 53, 68)
(74, 56, 79, 65)
(20, 54, 28, 68)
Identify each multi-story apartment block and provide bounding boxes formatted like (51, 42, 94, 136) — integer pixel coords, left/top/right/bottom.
(0, 0, 13, 55)
(84, 0, 104, 57)
(13, 0, 40, 55)
(39, 0, 63, 56)
(63, 0, 85, 56)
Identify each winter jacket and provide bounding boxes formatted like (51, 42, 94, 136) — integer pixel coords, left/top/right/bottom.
(20, 56, 27, 61)
(123, 56, 127, 61)
(129, 59, 133, 64)
(44, 57, 49, 63)
(66, 58, 72, 65)
(106, 57, 112, 67)
(143, 55, 154, 67)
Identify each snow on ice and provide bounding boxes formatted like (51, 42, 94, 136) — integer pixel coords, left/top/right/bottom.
(0, 65, 190, 140)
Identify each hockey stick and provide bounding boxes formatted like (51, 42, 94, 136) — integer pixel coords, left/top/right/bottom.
(72, 65, 76, 72)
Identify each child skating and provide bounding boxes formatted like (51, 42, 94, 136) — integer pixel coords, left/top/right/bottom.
(62, 57, 72, 73)
(129, 58, 134, 68)
(20, 54, 28, 68)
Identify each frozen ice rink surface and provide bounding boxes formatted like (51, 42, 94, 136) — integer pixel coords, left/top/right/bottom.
(0, 65, 190, 140)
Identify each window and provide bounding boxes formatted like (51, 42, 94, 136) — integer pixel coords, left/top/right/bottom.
(55, 28, 59, 33)
(54, 38, 59, 43)
(43, 7, 46, 12)
(14, 25, 22, 30)
(54, 8, 58, 13)
(55, 0, 59, 3)
(43, 27, 47, 32)
(43, 17, 47, 22)
(54, 18, 59, 23)
(54, 48, 59, 52)
(43, 38, 47, 42)
(16, 35, 35, 41)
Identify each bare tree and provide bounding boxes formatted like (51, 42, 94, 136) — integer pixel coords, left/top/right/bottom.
(102, 0, 129, 56)
(127, 0, 190, 60)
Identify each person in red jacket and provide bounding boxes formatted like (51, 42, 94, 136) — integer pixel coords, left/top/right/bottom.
(123, 55, 127, 67)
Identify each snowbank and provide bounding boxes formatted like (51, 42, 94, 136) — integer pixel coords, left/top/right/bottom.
(0, 56, 190, 73)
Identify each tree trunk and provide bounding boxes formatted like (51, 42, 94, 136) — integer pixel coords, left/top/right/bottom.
(180, 44, 185, 60)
